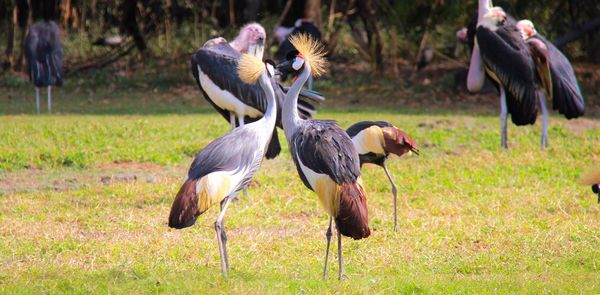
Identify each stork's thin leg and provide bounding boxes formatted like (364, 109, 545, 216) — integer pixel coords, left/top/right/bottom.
(35, 87, 40, 114)
(337, 230, 344, 281)
(229, 113, 236, 130)
(215, 195, 234, 277)
(382, 162, 399, 232)
(47, 86, 52, 114)
(500, 87, 508, 149)
(322, 217, 333, 279)
(539, 93, 549, 150)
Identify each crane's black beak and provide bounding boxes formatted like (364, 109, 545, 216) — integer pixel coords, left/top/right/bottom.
(276, 59, 294, 73)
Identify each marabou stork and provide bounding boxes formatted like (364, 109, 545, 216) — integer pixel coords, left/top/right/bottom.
(346, 121, 419, 232)
(516, 20, 585, 120)
(191, 23, 324, 159)
(467, 2, 539, 149)
(168, 53, 278, 277)
(581, 167, 600, 204)
(277, 34, 370, 280)
(25, 20, 64, 114)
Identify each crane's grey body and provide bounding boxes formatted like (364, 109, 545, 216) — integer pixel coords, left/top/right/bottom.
(25, 21, 63, 114)
(290, 119, 361, 191)
(280, 56, 368, 280)
(169, 72, 277, 277)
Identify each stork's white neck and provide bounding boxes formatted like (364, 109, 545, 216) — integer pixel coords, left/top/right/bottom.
(478, 0, 493, 22)
(282, 63, 310, 141)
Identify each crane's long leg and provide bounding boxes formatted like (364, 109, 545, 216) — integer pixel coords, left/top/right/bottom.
(322, 216, 333, 278)
(539, 93, 549, 150)
(382, 162, 399, 232)
(237, 116, 245, 127)
(47, 86, 52, 114)
(35, 87, 40, 114)
(500, 87, 508, 149)
(337, 230, 344, 281)
(215, 195, 234, 277)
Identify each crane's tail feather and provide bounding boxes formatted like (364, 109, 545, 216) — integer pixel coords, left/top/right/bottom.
(336, 181, 371, 240)
(265, 127, 281, 159)
(168, 179, 200, 229)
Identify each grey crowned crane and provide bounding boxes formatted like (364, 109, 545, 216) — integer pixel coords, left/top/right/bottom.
(25, 20, 64, 114)
(168, 53, 278, 277)
(346, 121, 419, 232)
(467, 2, 540, 149)
(516, 20, 585, 120)
(277, 34, 370, 280)
(191, 23, 324, 159)
(581, 167, 600, 204)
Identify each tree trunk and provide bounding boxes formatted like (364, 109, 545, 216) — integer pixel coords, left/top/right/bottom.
(305, 0, 322, 30)
(357, 0, 383, 72)
(15, 0, 31, 72)
(3, 5, 17, 70)
(120, 0, 147, 53)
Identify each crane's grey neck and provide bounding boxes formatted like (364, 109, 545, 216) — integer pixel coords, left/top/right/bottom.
(258, 74, 277, 127)
(282, 63, 311, 140)
(478, 0, 493, 22)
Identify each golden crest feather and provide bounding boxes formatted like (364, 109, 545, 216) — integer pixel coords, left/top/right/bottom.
(237, 53, 265, 84)
(580, 165, 600, 185)
(288, 33, 328, 77)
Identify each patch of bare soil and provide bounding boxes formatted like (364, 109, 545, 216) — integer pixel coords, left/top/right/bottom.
(0, 162, 184, 194)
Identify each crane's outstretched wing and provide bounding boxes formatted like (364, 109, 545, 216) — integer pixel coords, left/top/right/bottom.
(291, 120, 361, 189)
(477, 22, 538, 125)
(532, 35, 584, 119)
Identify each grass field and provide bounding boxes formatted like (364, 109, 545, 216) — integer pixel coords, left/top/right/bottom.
(1, 66, 599, 294)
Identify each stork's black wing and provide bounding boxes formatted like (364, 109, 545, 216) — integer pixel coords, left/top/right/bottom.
(532, 35, 584, 119)
(291, 120, 361, 189)
(476, 22, 538, 125)
(191, 42, 268, 118)
(346, 121, 392, 138)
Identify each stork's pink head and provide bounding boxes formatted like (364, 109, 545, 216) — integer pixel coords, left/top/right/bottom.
(203, 37, 227, 47)
(456, 27, 468, 43)
(230, 23, 266, 57)
(516, 20, 537, 39)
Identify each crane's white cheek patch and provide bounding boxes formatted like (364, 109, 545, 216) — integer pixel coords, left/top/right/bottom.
(198, 65, 263, 118)
(293, 58, 304, 70)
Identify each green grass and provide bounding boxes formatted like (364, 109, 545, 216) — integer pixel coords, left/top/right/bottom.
(1, 69, 599, 293)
